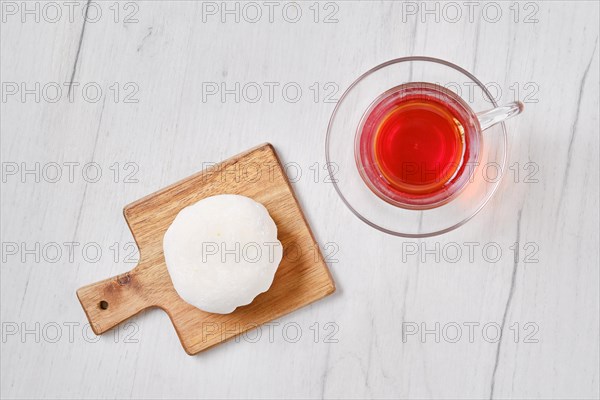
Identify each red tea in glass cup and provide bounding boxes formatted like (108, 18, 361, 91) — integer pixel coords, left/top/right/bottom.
(329, 57, 525, 236)
(356, 83, 491, 209)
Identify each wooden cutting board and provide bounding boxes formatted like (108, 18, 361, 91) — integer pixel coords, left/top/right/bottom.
(76, 143, 335, 355)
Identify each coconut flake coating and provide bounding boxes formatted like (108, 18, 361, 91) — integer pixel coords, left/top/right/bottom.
(163, 194, 283, 314)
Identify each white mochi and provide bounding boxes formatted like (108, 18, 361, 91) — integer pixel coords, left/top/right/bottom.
(163, 194, 283, 314)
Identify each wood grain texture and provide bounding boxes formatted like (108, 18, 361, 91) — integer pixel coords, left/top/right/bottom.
(1, 1, 599, 399)
(77, 144, 335, 354)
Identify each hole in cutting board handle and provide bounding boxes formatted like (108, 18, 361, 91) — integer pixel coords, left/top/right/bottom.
(99, 300, 109, 310)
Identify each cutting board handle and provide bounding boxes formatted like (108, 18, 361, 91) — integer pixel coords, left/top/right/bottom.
(76, 268, 155, 335)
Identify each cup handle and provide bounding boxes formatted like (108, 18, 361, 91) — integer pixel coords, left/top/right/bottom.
(476, 101, 524, 131)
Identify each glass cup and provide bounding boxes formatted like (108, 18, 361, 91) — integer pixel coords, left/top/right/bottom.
(355, 82, 522, 210)
(326, 57, 524, 237)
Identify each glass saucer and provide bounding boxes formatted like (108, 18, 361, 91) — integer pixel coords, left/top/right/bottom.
(325, 56, 508, 238)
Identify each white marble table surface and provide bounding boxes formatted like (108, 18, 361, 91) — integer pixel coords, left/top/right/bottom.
(1, 1, 598, 399)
